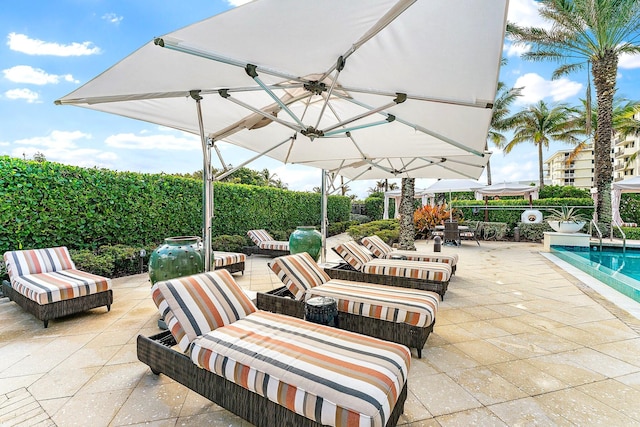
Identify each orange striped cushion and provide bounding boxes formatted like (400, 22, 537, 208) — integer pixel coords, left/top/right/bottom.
(213, 251, 246, 267)
(247, 229, 273, 245)
(363, 259, 451, 282)
(380, 251, 458, 266)
(270, 253, 330, 300)
(152, 270, 257, 352)
(333, 241, 374, 271)
(10, 270, 111, 305)
(4, 247, 75, 276)
(361, 235, 392, 257)
(310, 280, 439, 327)
(191, 310, 410, 427)
(258, 240, 290, 251)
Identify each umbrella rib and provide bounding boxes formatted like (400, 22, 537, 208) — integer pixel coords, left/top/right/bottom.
(339, 85, 494, 109)
(213, 136, 294, 181)
(322, 94, 404, 134)
(245, 65, 306, 128)
(217, 91, 304, 133)
(154, 37, 308, 85)
(331, 92, 485, 157)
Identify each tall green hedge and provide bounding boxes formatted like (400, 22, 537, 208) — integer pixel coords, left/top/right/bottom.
(0, 156, 350, 252)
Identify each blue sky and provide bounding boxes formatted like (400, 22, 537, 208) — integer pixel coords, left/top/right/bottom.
(2, 0, 640, 199)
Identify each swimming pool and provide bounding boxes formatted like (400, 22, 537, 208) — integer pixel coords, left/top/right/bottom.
(550, 245, 640, 302)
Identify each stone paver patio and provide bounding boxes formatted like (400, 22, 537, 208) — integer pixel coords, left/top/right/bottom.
(2, 235, 640, 426)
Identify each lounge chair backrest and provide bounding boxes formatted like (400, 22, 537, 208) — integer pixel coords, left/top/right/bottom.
(361, 235, 392, 257)
(270, 252, 330, 300)
(152, 270, 257, 352)
(4, 247, 76, 279)
(247, 229, 273, 245)
(333, 241, 374, 271)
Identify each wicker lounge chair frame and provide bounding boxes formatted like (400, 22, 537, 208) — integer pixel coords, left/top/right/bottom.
(1, 280, 112, 328)
(257, 286, 434, 358)
(137, 330, 407, 427)
(325, 261, 449, 299)
(241, 245, 289, 258)
(214, 261, 245, 274)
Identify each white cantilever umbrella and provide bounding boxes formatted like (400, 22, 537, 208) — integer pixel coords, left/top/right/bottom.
(56, 0, 508, 267)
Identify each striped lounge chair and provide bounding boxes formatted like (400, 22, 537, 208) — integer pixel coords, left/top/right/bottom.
(2, 247, 113, 327)
(328, 240, 452, 298)
(362, 234, 458, 274)
(213, 251, 246, 274)
(259, 252, 439, 357)
(243, 229, 290, 257)
(138, 270, 410, 427)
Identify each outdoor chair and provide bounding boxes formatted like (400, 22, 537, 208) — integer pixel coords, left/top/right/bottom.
(213, 251, 246, 274)
(459, 222, 481, 246)
(259, 253, 439, 358)
(328, 241, 452, 298)
(2, 247, 113, 328)
(361, 235, 458, 274)
(443, 220, 460, 246)
(139, 270, 409, 427)
(243, 229, 290, 257)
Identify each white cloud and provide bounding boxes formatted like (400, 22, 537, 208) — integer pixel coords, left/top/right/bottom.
(104, 132, 201, 151)
(7, 32, 101, 56)
(3, 65, 78, 85)
(4, 88, 40, 103)
(504, 42, 530, 58)
(272, 165, 322, 192)
(11, 130, 118, 168)
(226, 0, 252, 6)
(619, 52, 640, 69)
(513, 72, 582, 104)
(507, 0, 550, 28)
(102, 13, 123, 25)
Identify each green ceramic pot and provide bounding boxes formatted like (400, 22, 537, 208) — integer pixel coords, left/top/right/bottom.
(148, 236, 204, 285)
(289, 226, 323, 261)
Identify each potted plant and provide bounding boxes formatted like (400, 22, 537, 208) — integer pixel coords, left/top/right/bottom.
(545, 206, 587, 233)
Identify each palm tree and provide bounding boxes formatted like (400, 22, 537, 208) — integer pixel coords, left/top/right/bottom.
(507, 0, 640, 229)
(398, 177, 415, 250)
(486, 82, 523, 184)
(568, 98, 640, 165)
(504, 100, 583, 191)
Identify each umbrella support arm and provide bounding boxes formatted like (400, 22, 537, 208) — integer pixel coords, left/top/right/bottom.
(245, 65, 306, 129)
(213, 136, 294, 182)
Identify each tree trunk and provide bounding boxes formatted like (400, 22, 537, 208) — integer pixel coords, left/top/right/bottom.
(485, 142, 492, 185)
(398, 178, 415, 250)
(592, 53, 617, 235)
(538, 140, 544, 191)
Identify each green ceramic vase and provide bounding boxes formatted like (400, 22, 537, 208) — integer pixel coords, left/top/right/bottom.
(289, 226, 323, 261)
(148, 236, 204, 285)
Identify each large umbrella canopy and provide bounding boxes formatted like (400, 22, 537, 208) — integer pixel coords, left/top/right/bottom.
(56, 0, 508, 265)
(57, 0, 507, 181)
(612, 176, 640, 225)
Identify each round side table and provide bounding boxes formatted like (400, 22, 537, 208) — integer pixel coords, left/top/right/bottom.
(305, 296, 338, 327)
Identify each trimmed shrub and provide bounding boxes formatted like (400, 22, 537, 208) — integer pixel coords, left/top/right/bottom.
(211, 235, 246, 252)
(346, 219, 399, 243)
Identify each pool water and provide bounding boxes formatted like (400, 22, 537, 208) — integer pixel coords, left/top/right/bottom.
(551, 245, 640, 302)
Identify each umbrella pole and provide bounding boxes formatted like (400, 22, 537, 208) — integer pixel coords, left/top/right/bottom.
(320, 169, 328, 264)
(193, 91, 212, 271)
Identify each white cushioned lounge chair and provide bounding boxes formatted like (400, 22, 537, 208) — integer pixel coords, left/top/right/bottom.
(259, 252, 439, 358)
(328, 241, 452, 298)
(244, 229, 290, 257)
(139, 269, 410, 427)
(361, 234, 458, 274)
(2, 247, 113, 327)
